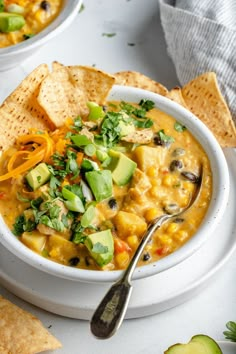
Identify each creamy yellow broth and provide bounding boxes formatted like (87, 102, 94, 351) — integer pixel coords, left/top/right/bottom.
(0, 101, 212, 271)
(0, 0, 62, 48)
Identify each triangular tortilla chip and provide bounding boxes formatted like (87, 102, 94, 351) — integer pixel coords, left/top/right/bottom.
(0, 296, 61, 353)
(0, 64, 53, 151)
(167, 87, 189, 109)
(37, 65, 116, 127)
(114, 70, 168, 96)
(182, 72, 236, 147)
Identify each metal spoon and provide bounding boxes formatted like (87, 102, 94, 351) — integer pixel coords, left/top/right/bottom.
(90, 168, 202, 339)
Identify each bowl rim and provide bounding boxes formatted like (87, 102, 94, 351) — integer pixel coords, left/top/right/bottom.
(0, 85, 230, 283)
(0, 0, 82, 56)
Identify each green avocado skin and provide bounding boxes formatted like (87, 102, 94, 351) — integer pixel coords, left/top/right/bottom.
(164, 335, 222, 354)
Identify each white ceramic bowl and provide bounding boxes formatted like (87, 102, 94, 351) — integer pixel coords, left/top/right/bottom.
(0, 0, 82, 71)
(0, 85, 230, 283)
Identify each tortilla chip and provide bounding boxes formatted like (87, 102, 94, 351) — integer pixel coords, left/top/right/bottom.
(182, 72, 236, 147)
(167, 87, 189, 109)
(114, 71, 168, 96)
(38, 65, 116, 127)
(0, 296, 61, 353)
(0, 64, 52, 151)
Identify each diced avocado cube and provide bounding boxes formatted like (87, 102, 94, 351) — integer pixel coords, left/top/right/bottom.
(26, 163, 51, 191)
(0, 13, 25, 32)
(164, 334, 222, 354)
(85, 229, 114, 266)
(85, 170, 112, 202)
(108, 150, 137, 186)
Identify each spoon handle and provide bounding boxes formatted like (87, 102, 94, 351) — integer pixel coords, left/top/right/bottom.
(90, 214, 171, 339)
(90, 280, 132, 339)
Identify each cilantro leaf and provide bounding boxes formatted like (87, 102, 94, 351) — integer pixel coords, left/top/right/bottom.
(174, 122, 187, 132)
(12, 215, 25, 236)
(139, 99, 155, 111)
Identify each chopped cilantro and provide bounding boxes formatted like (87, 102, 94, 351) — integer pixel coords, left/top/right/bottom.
(23, 33, 34, 40)
(95, 111, 132, 148)
(30, 197, 43, 210)
(174, 122, 186, 132)
(139, 99, 155, 111)
(12, 215, 25, 236)
(70, 116, 83, 131)
(133, 118, 153, 128)
(12, 214, 36, 236)
(157, 130, 175, 145)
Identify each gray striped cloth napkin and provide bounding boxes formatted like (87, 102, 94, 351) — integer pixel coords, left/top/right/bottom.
(159, 0, 236, 123)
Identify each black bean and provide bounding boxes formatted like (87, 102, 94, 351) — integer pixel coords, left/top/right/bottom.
(164, 203, 180, 215)
(170, 159, 183, 171)
(173, 217, 184, 223)
(153, 135, 170, 147)
(108, 198, 117, 210)
(181, 171, 200, 184)
(69, 257, 80, 266)
(172, 148, 185, 157)
(143, 252, 151, 261)
(40, 1, 50, 11)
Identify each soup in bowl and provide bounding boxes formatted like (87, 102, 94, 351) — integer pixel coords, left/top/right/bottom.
(0, 85, 229, 283)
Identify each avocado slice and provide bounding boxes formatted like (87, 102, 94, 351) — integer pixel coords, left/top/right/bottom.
(85, 170, 113, 202)
(165, 335, 222, 354)
(108, 150, 137, 186)
(0, 13, 25, 33)
(26, 163, 51, 191)
(85, 229, 114, 266)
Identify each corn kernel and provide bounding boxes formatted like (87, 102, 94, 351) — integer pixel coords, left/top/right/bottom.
(183, 181, 194, 193)
(145, 208, 159, 222)
(158, 234, 173, 245)
(174, 230, 189, 242)
(34, 9, 43, 23)
(150, 186, 159, 197)
(49, 248, 60, 258)
(162, 175, 173, 187)
(115, 251, 130, 269)
(166, 222, 179, 234)
(147, 166, 157, 177)
(127, 235, 139, 249)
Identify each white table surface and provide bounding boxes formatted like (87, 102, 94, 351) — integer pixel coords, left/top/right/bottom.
(0, 1, 236, 353)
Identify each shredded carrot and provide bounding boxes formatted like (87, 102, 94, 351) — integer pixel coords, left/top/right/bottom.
(0, 148, 45, 182)
(76, 152, 84, 166)
(55, 138, 67, 155)
(7, 150, 31, 172)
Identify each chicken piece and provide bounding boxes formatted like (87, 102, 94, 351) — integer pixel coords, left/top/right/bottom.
(130, 168, 152, 195)
(37, 200, 70, 236)
(79, 127, 94, 141)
